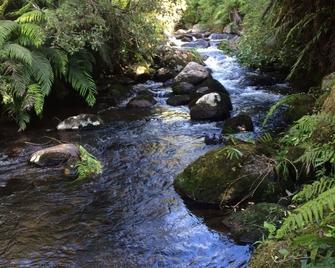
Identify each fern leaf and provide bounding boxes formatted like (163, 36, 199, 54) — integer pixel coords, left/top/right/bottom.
(3, 43, 33, 66)
(263, 94, 307, 126)
(19, 23, 45, 47)
(30, 52, 54, 95)
(67, 51, 96, 106)
(16, 10, 45, 24)
(277, 185, 335, 237)
(26, 83, 44, 115)
(0, 20, 19, 47)
(10, 64, 31, 96)
(293, 177, 335, 204)
(43, 48, 68, 77)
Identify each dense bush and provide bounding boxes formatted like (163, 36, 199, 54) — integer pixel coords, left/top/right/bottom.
(181, 0, 245, 30)
(0, 0, 184, 130)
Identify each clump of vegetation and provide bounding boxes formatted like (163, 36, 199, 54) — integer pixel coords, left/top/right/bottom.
(238, 0, 335, 86)
(0, 0, 184, 130)
(181, 0, 245, 31)
(75, 145, 102, 182)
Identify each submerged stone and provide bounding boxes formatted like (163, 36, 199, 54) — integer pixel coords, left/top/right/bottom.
(30, 144, 80, 167)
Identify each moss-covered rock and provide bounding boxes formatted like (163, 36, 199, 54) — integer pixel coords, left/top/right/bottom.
(174, 143, 282, 205)
(249, 240, 301, 268)
(282, 95, 315, 124)
(223, 203, 285, 244)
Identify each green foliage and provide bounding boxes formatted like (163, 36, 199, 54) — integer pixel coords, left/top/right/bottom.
(263, 94, 308, 126)
(222, 146, 244, 160)
(75, 146, 102, 182)
(181, 0, 245, 30)
(293, 177, 335, 204)
(237, 0, 335, 84)
(0, 0, 185, 130)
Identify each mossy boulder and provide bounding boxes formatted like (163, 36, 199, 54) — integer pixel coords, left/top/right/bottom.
(282, 95, 315, 124)
(222, 114, 254, 134)
(223, 203, 285, 244)
(174, 143, 281, 205)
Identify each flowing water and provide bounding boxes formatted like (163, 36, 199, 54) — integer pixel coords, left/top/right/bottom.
(0, 39, 287, 267)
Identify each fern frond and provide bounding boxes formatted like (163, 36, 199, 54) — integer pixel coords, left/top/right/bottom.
(75, 145, 102, 181)
(263, 94, 307, 126)
(222, 146, 244, 160)
(67, 51, 96, 106)
(30, 51, 54, 95)
(25, 83, 44, 115)
(43, 48, 68, 77)
(293, 177, 335, 204)
(3, 43, 33, 66)
(10, 64, 31, 96)
(0, 20, 19, 47)
(19, 23, 45, 47)
(257, 133, 273, 144)
(277, 185, 335, 237)
(16, 10, 45, 24)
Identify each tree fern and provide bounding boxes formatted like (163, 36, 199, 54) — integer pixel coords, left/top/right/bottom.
(43, 48, 68, 77)
(19, 23, 45, 47)
(15, 10, 45, 24)
(67, 51, 97, 106)
(0, 20, 18, 46)
(2, 43, 33, 66)
(30, 51, 54, 95)
(25, 83, 44, 115)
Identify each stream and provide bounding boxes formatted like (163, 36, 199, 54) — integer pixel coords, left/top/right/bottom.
(0, 38, 288, 267)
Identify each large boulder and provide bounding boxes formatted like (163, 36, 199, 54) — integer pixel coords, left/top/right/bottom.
(223, 203, 285, 244)
(174, 62, 210, 85)
(57, 114, 103, 130)
(30, 144, 80, 167)
(174, 143, 281, 205)
(172, 82, 195, 95)
(222, 114, 254, 134)
(127, 90, 157, 108)
(167, 95, 191, 106)
(190, 92, 230, 121)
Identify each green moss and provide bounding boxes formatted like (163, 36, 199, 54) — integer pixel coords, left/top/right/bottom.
(223, 203, 285, 244)
(249, 240, 301, 268)
(174, 143, 282, 205)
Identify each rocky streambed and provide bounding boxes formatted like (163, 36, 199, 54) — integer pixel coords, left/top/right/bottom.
(0, 31, 301, 267)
